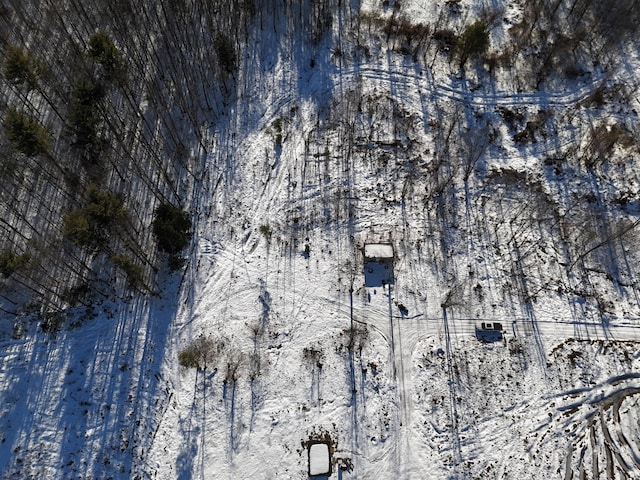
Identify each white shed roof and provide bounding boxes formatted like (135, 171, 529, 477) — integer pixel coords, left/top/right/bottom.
(309, 443, 330, 476)
(364, 243, 394, 259)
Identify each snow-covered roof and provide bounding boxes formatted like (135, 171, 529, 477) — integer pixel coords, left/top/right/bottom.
(308, 443, 330, 476)
(364, 243, 394, 259)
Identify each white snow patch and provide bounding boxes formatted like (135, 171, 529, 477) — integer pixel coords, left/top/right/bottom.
(364, 244, 394, 259)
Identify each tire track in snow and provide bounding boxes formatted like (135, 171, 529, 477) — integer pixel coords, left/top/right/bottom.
(385, 282, 412, 479)
(543, 375, 640, 479)
(341, 65, 606, 110)
(441, 307, 464, 473)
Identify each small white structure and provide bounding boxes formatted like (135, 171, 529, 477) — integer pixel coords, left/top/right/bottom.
(308, 442, 331, 476)
(363, 243, 394, 287)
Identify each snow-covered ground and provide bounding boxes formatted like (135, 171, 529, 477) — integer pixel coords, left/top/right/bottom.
(2, 0, 640, 479)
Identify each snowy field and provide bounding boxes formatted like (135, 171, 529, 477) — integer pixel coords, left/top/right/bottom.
(2, 0, 640, 479)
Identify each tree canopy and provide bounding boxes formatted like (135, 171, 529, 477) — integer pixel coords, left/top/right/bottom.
(152, 203, 192, 255)
(3, 45, 37, 88)
(4, 108, 51, 156)
(61, 185, 128, 248)
(88, 31, 126, 82)
(458, 20, 490, 65)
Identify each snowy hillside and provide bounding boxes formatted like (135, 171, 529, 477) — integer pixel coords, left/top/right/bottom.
(2, 0, 640, 478)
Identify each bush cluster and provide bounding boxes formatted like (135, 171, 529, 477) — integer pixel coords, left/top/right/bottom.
(432, 29, 458, 51)
(178, 336, 217, 370)
(432, 20, 490, 65)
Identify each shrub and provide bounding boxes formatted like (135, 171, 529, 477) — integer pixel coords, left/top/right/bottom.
(178, 345, 201, 369)
(152, 203, 191, 255)
(4, 108, 51, 156)
(0, 249, 30, 278)
(178, 336, 220, 370)
(581, 123, 632, 168)
(3, 45, 37, 88)
(259, 224, 272, 239)
(272, 118, 283, 148)
(396, 20, 430, 44)
(432, 29, 458, 51)
(41, 312, 64, 335)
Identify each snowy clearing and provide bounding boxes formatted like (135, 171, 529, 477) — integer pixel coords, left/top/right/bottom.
(1, 0, 640, 479)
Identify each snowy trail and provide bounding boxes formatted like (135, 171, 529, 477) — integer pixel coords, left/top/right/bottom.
(353, 284, 420, 478)
(340, 65, 606, 110)
(353, 304, 640, 343)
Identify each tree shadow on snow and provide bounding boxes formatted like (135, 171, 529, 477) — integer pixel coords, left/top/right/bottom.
(0, 278, 180, 479)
